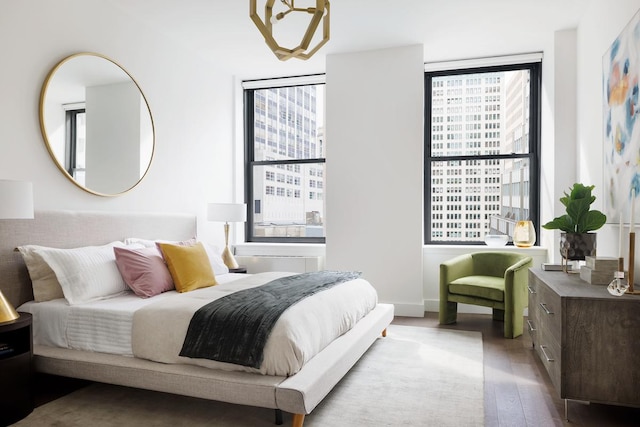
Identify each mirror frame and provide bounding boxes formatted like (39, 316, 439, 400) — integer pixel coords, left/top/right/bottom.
(39, 52, 155, 197)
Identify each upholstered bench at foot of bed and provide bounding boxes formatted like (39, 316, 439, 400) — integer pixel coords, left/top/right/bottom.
(33, 303, 395, 427)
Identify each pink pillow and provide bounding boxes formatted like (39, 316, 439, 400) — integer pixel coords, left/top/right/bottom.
(114, 246, 174, 298)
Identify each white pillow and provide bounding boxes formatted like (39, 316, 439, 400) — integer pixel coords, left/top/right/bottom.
(17, 245, 65, 302)
(202, 242, 230, 276)
(123, 237, 229, 275)
(35, 241, 131, 305)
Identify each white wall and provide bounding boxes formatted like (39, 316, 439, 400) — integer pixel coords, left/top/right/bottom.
(576, 0, 640, 270)
(542, 30, 577, 261)
(0, 1, 237, 246)
(325, 45, 425, 316)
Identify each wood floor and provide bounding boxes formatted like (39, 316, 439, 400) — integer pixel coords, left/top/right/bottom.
(394, 313, 640, 427)
(32, 313, 640, 426)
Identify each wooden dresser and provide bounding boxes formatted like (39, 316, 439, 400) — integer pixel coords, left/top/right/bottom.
(528, 268, 640, 409)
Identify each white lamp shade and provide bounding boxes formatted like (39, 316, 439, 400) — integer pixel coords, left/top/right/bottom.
(0, 180, 34, 219)
(207, 203, 247, 223)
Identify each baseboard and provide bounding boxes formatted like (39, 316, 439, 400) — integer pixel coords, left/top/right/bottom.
(423, 299, 529, 317)
(423, 299, 491, 315)
(388, 302, 425, 317)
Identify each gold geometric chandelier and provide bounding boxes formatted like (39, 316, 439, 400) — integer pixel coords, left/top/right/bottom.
(250, 0, 330, 61)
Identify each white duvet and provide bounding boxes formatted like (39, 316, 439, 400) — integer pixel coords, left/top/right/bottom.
(19, 272, 378, 376)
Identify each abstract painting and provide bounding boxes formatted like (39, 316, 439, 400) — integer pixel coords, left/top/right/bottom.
(603, 8, 640, 222)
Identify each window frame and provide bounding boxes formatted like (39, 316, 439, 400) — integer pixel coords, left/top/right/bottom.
(65, 108, 86, 181)
(244, 78, 326, 244)
(424, 61, 542, 245)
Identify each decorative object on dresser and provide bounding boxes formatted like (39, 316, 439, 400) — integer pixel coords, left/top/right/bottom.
(527, 268, 640, 421)
(607, 189, 640, 296)
(578, 256, 618, 285)
(625, 188, 640, 294)
(207, 203, 247, 269)
(439, 251, 533, 338)
(608, 212, 630, 296)
(542, 183, 607, 272)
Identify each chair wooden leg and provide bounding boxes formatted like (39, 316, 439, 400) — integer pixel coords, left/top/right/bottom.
(381, 328, 387, 337)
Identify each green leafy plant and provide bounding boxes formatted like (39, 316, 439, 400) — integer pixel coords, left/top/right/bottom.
(542, 183, 607, 233)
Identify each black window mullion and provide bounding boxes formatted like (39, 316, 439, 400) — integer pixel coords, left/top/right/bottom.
(244, 89, 255, 243)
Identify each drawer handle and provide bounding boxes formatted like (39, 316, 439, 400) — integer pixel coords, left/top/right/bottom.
(527, 319, 537, 332)
(539, 303, 554, 315)
(527, 285, 536, 294)
(540, 345, 555, 362)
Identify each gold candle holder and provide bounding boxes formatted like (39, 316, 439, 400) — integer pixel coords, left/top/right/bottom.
(627, 231, 640, 295)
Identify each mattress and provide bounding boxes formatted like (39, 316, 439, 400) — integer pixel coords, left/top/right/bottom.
(18, 273, 247, 356)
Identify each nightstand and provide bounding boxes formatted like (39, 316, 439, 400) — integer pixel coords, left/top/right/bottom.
(229, 266, 247, 274)
(0, 312, 34, 425)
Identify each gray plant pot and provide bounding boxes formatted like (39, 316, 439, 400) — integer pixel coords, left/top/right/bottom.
(560, 232, 597, 261)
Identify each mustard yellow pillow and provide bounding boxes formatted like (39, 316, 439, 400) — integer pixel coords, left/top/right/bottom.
(157, 242, 217, 292)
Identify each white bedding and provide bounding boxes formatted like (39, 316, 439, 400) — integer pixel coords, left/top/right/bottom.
(19, 272, 378, 376)
(18, 273, 248, 355)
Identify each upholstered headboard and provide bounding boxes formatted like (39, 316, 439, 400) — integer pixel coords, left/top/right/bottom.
(0, 210, 197, 307)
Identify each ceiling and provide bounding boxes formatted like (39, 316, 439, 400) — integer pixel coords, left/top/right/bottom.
(107, 0, 590, 79)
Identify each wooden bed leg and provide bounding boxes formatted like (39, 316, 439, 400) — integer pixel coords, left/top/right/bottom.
(292, 413, 305, 427)
(382, 328, 387, 337)
(275, 409, 283, 425)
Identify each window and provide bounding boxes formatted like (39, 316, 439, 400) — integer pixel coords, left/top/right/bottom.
(424, 59, 541, 244)
(65, 108, 86, 185)
(244, 77, 326, 242)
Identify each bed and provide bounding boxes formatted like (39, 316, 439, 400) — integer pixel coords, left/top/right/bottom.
(0, 210, 394, 427)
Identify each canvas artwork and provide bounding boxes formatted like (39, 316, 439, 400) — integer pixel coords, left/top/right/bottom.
(603, 8, 640, 222)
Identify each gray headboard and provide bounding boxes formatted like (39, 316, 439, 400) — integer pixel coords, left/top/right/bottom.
(0, 210, 197, 307)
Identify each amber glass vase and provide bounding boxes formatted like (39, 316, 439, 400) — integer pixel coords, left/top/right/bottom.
(513, 220, 536, 247)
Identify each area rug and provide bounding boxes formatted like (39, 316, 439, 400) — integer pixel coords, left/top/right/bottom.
(15, 325, 484, 426)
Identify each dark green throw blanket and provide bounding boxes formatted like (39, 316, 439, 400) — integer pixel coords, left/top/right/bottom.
(179, 270, 362, 369)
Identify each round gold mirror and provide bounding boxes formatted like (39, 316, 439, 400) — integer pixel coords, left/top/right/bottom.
(39, 53, 155, 196)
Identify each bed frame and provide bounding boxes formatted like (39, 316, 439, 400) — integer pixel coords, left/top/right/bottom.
(0, 210, 394, 427)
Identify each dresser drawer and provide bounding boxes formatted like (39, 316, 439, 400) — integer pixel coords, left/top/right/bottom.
(533, 279, 562, 343)
(535, 322, 562, 393)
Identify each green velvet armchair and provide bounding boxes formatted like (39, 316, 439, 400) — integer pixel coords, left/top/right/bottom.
(439, 251, 533, 338)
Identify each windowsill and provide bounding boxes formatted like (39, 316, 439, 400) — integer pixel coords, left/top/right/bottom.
(234, 243, 326, 257)
(423, 244, 548, 254)
(235, 243, 548, 257)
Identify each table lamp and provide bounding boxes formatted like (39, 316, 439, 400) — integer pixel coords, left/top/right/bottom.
(207, 203, 247, 269)
(0, 180, 34, 323)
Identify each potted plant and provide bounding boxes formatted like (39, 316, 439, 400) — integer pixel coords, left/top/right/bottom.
(542, 183, 607, 260)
